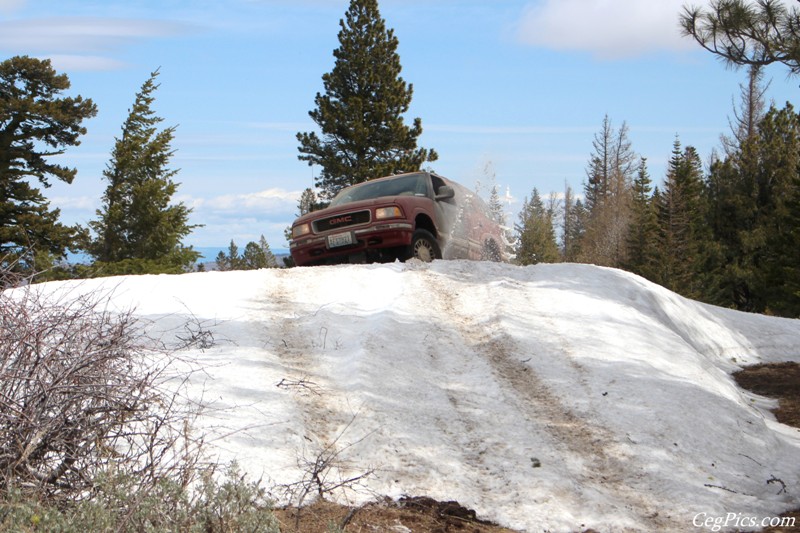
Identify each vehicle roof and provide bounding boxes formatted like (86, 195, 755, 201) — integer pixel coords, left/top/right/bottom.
(361, 171, 462, 188)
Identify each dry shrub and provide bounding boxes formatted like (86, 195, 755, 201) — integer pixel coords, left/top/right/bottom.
(0, 267, 200, 501)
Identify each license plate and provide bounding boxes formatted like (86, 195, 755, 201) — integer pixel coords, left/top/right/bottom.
(327, 232, 354, 248)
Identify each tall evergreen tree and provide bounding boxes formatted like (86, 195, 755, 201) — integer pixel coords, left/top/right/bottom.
(242, 242, 266, 270)
(89, 69, 199, 274)
(780, 168, 800, 316)
(487, 184, 505, 225)
(479, 161, 506, 225)
(654, 139, 709, 297)
(297, 0, 437, 199)
(297, 188, 320, 216)
(247, 235, 278, 269)
(749, 104, 800, 315)
(515, 188, 560, 266)
(260, 235, 279, 268)
(214, 250, 231, 271)
(625, 157, 659, 280)
(0, 56, 96, 273)
(561, 183, 575, 261)
(215, 240, 240, 272)
(705, 69, 770, 310)
(217, 236, 278, 271)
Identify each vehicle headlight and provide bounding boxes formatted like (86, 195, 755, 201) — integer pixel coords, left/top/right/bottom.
(375, 206, 403, 220)
(291, 223, 311, 239)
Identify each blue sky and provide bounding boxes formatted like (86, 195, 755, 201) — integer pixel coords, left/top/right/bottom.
(1, 0, 797, 250)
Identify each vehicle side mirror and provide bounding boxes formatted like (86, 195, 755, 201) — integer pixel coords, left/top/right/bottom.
(435, 186, 455, 201)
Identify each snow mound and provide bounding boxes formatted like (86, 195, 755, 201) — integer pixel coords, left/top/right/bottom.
(35, 261, 800, 532)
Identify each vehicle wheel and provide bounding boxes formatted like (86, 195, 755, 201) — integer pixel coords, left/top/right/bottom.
(408, 229, 441, 262)
(481, 239, 501, 262)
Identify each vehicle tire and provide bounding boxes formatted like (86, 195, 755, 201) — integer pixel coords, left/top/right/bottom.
(407, 229, 441, 262)
(481, 238, 502, 262)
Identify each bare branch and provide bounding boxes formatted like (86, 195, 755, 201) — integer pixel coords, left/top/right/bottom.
(0, 267, 205, 502)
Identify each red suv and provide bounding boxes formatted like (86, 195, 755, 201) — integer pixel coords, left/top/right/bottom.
(289, 172, 506, 266)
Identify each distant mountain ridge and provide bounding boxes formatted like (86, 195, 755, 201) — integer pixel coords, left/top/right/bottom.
(64, 246, 291, 266)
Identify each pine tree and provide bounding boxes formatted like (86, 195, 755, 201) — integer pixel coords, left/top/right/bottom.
(562, 184, 585, 263)
(654, 139, 708, 297)
(296, 0, 437, 199)
(624, 157, 659, 280)
(704, 69, 770, 310)
(681, 0, 800, 76)
(219, 240, 241, 271)
(216, 236, 278, 271)
(781, 170, 800, 316)
(242, 236, 278, 269)
(259, 235, 279, 268)
(751, 104, 800, 315)
(479, 161, 506, 225)
(515, 188, 560, 266)
(215, 250, 230, 271)
(487, 185, 505, 225)
(0, 56, 96, 274)
(242, 242, 266, 269)
(89, 69, 199, 274)
(297, 188, 320, 216)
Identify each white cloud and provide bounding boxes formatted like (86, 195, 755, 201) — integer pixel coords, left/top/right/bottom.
(516, 0, 703, 59)
(0, 0, 23, 13)
(0, 17, 189, 50)
(185, 188, 302, 247)
(191, 188, 301, 216)
(45, 54, 128, 72)
(0, 17, 192, 70)
(49, 195, 97, 211)
(427, 123, 596, 135)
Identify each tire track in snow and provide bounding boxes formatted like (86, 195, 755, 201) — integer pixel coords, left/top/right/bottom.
(417, 266, 670, 531)
(264, 269, 352, 446)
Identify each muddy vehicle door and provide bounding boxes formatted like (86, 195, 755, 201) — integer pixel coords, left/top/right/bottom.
(430, 175, 469, 259)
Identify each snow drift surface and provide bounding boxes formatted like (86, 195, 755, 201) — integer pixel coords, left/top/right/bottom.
(37, 261, 800, 532)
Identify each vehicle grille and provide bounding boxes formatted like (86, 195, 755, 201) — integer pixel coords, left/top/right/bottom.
(313, 210, 371, 233)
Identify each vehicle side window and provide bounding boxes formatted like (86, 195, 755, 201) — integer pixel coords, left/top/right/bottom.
(414, 176, 428, 196)
(431, 176, 446, 196)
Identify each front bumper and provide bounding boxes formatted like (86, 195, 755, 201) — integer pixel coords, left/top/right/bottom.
(290, 222, 414, 266)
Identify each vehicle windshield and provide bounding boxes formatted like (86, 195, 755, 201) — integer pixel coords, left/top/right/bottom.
(329, 174, 428, 206)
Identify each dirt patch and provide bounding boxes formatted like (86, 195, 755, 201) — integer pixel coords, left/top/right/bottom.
(734, 362, 800, 533)
(273, 497, 520, 533)
(734, 362, 800, 428)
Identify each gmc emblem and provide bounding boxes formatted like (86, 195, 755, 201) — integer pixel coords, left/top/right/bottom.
(329, 216, 352, 225)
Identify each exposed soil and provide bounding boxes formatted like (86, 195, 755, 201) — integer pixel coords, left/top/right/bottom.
(734, 362, 800, 429)
(734, 362, 800, 533)
(273, 362, 800, 533)
(273, 496, 519, 533)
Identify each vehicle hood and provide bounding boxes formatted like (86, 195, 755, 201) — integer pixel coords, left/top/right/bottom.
(292, 196, 425, 225)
